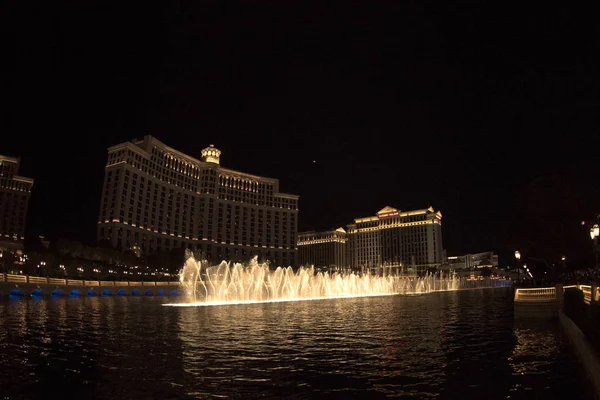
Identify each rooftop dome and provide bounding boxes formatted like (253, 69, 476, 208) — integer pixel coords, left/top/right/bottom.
(201, 144, 221, 164)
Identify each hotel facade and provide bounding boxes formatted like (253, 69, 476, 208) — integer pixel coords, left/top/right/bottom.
(443, 251, 499, 270)
(298, 206, 443, 275)
(0, 155, 34, 250)
(297, 228, 347, 272)
(97, 136, 299, 267)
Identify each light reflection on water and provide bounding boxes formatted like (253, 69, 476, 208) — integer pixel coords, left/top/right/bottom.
(0, 288, 591, 399)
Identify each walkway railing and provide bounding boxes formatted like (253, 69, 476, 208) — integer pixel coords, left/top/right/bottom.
(515, 284, 600, 305)
(514, 287, 556, 302)
(0, 273, 180, 287)
(580, 285, 593, 304)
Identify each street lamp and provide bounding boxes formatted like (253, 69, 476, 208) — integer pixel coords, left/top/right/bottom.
(514, 251, 547, 285)
(591, 224, 600, 269)
(514, 251, 522, 282)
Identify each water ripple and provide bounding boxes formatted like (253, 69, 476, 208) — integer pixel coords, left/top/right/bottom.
(0, 288, 592, 399)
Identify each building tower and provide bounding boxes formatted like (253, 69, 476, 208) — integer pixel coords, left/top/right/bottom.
(97, 136, 299, 267)
(346, 206, 443, 275)
(0, 155, 34, 250)
(298, 206, 443, 276)
(297, 228, 347, 271)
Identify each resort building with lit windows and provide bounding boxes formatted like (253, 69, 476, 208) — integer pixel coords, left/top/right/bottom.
(298, 206, 443, 275)
(97, 136, 299, 267)
(297, 228, 347, 272)
(443, 251, 499, 271)
(0, 155, 34, 250)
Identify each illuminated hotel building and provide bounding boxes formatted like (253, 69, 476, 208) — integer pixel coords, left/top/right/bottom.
(97, 136, 299, 266)
(298, 206, 443, 274)
(347, 206, 443, 273)
(0, 155, 34, 250)
(297, 228, 347, 271)
(444, 251, 499, 270)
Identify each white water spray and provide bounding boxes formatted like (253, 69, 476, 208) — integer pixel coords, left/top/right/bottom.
(163, 251, 509, 307)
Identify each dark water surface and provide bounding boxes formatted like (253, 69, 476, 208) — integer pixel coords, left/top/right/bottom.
(0, 288, 591, 399)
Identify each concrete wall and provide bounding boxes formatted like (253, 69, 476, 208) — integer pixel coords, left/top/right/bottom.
(514, 300, 558, 318)
(559, 310, 600, 398)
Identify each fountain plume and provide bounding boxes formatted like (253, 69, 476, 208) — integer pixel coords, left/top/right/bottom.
(170, 249, 511, 307)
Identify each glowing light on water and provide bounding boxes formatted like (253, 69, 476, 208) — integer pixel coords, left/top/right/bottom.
(165, 293, 399, 307)
(161, 252, 504, 307)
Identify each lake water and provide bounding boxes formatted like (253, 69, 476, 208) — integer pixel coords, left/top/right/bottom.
(0, 288, 591, 399)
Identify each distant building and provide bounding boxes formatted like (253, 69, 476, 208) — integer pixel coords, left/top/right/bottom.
(0, 155, 34, 250)
(297, 228, 347, 271)
(97, 136, 299, 267)
(298, 206, 443, 275)
(347, 206, 443, 274)
(443, 251, 499, 270)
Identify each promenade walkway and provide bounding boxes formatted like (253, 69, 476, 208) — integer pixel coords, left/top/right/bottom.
(0, 273, 181, 297)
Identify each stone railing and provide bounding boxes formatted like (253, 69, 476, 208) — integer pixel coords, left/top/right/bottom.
(514, 287, 556, 302)
(580, 285, 593, 304)
(515, 284, 600, 305)
(0, 273, 179, 287)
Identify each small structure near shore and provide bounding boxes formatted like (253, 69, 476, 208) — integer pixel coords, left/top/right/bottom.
(514, 284, 565, 318)
(514, 284, 596, 318)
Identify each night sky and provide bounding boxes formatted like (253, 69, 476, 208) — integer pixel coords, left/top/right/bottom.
(4, 3, 600, 267)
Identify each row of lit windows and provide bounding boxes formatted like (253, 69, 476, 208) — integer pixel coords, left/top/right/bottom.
(376, 214, 427, 225)
(219, 174, 261, 192)
(108, 147, 200, 192)
(0, 178, 33, 192)
(108, 142, 299, 205)
(102, 144, 299, 251)
(101, 167, 197, 236)
(99, 219, 297, 251)
(298, 244, 346, 268)
(0, 161, 18, 176)
(98, 210, 296, 249)
(0, 226, 24, 235)
(0, 191, 27, 232)
(108, 145, 299, 210)
(0, 191, 28, 202)
(100, 225, 297, 262)
(217, 184, 298, 210)
(153, 147, 200, 177)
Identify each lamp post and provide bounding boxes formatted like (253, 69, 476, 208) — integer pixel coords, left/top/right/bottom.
(591, 224, 600, 270)
(514, 251, 521, 282)
(515, 250, 545, 285)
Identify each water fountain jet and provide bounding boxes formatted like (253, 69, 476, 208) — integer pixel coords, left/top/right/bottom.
(162, 251, 498, 307)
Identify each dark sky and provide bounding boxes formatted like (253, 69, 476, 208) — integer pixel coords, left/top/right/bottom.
(4, 3, 600, 266)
